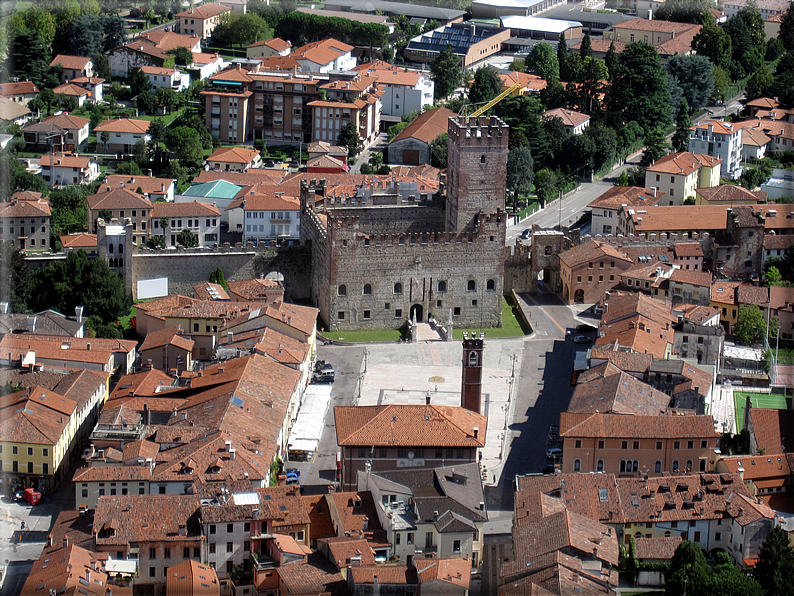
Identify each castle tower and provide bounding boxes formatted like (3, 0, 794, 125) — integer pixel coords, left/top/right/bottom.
(461, 332, 484, 414)
(445, 115, 509, 235)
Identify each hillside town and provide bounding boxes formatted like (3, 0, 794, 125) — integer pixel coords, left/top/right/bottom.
(1, 0, 794, 594)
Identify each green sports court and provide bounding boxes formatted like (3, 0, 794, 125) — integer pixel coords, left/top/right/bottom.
(734, 391, 792, 431)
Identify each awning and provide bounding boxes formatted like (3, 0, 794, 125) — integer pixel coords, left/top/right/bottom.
(287, 384, 332, 453)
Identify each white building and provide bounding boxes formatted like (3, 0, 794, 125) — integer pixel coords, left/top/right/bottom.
(544, 108, 590, 135)
(688, 120, 743, 178)
(140, 65, 191, 92)
(94, 118, 151, 154)
(235, 191, 301, 244)
(38, 153, 100, 187)
(187, 52, 226, 80)
(353, 61, 434, 120)
(294, 39, 357, 73)
(152, 201, 222, 247)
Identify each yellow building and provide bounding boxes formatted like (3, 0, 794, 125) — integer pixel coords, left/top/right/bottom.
(644, 152, 722, 206)
(710, 281, 741, 333)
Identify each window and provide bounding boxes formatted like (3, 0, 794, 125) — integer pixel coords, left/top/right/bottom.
(394, 283, 402, 294)
(699, 459, 707, 472)
(438, 281, 447, 292)
(673, 441, 680, 449)
(686, 460, 693, 471)
(337, 311, 345, 320)
(621, 441, 628, 450)
(27, 447, 33, 456)
(363, 310, 370, 319)
(210, 525, 216, 535)
(620, 460, 639, 473)
(12, 446, 17, 455)
(655, 460, 661, 473)
(656, 441, 663, 450)
(150, 547, 158, 558)
(149, 567, 156, 578)
(209, 543, 216, 554)
(575, 440, 582, 448)
(486, 279, 495, 291)
(227, 523, 233, 533)
(633, 441, 640, 449)
(467, 280, 476, 291)
(574, 459, 581, 472)
(164, 548, 170, 559)
(453, 540, 461, 552)
(27, 462, 33, 473)
(395, 309, 402, 318)
(337, 285, 346, 296)
(480, 155, 486, 163)
(454, 307, 461, 316)
(598, 440, 605, 449)
(184, 547, 190, 559)
(81, 489, 88, 498)
(687, 440, 694, 449)
(673, 460, 679, 470)
(363, 284, 371, 295)
(226, 542, 233, 553)
(596, 459, 603, 472)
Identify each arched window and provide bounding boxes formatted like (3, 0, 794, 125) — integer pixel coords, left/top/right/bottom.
(673, 460, 680, 471)
(469, 351, 478, 366)
(438, 281, 447, 292)
(394, 283, 402, 294)
(118, 244, 123, 254)
(363, 284, 371, 295)
(665, 531, 671, 537)
(573, 459, 581, 472)
(596, 460, 604, 472)
(635, 532, 643, 540)
(655, 461, 662, 473)
(108, 244, 114, 254)
(338, 285, 347, 296)
(486, 279, 495, 291)
(686, 460, 693, 471)
(467, 280, 476, 292)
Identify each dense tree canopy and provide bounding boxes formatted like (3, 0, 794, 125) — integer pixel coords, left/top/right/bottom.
(667, 54, 714, 111)
(211, 12, 273, 47)
(506, 145, 534, 210)
(692, 20, 732, 70)
(526, 42, 559, 81)
(753, 525, 794, 596)
(165, 126, 204, 164)
(468, 66, 503, 108)
(430, 45, 463, 101)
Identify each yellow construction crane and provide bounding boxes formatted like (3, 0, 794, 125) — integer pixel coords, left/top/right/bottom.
(463, 82, 523, 118)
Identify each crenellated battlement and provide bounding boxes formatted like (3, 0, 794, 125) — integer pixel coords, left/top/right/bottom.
(448, 115, 510, 147)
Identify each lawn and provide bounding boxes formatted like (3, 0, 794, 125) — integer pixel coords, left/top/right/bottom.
(118, 305, 138, 338)
(138, 107, 184, 127)
(323, 329, 403, 343)
(452, 297, 529, 339)
(734, 391, 791, 430)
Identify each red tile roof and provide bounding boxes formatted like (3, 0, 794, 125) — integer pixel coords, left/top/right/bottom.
(748, 408, 794, 453)
(393, 107, 455, 144)
(166, 561, 220, 596)
(175, 3, 231, 18)
(207, 146, 260, 164)
(588, 186, 663, 209)
(152, 201, 221, 217)
(87, 187, 152, 210)
(50, 55, 92, 70)
(544, 108, 590, 127)
(559, 412, 719, 439)
(720, 453, 790, 480)
(0, 81, 39, 96)
(646, 151, 722, 175)
(559, 239, 633, 268)
(139, 327, 195, 352)
(94, 118, 150, 134)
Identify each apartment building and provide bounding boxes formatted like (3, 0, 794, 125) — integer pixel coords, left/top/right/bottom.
(688, 120, 743, 178)
(176, 3, 231, 38)
(104, 175, 177, 202)
(140, 65, 190, 92)
(334, 404, 486, 490)
(293, 39, 357, 73)
(605, 19, 701, 59)
(644, 152, 722, 205)
(559, 239, 634, 304)
(151, 200, 221, 247)
(309, 73, 382, 147)
(352, 61, 434, 120)
(559, 412, 720, 476)
(588, 186, 662, 236)
(109, 32, 202, 78)
(0, 195, 51, 251)
(86, 187, 153, 244)
(236, 190, 301, 244)
(38, 153, 100, 187)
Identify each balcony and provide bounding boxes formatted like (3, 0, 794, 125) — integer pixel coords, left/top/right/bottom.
(418, 545, 437, 555)
(251, 553, 277, 571)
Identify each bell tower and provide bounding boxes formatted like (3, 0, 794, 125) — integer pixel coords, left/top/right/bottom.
(445, 115, 509, 235)
(461, 332, 484, 414)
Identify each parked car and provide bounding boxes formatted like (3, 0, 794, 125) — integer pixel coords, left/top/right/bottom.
(573, 335, 592, 344)
(286, 468, 300, 477)
(285, 473, 300, 486)
(521, 229, 531, 240)
(313, 370, 335, 383)
(546, 448, 563, 459)
(575, 324, 597, 333)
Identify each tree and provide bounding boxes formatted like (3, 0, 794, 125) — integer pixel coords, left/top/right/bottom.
(655, 0, 713, 22)
(557, 32, 569, 81)
(165, 126, 204, 164)
(607, 42, 672, 135)
(692, 20, 732, 70)
(100, 131, 110, 151)
(156, 87, 182, 113)
(38, 88, 56, 117)
(114, 162, 143, 175)
(430, 44, 462, 101)
(468, 66, 503, 107)
(209, 267, 228, 290)
(625, 537, 639, 585)
(137, 90, 158, 114)
(711, 563, 764, 596)
(146, 235, 166, 249)
(0, 245, 33, 313)
(746, 63, 773, 100)
(337, 121, 361, 159)
(771, 51, 794, 107)
(177, 228, 199, 248)
(640, 127, 671, 167)
(506, 145, 534, 211)
(92, 53, 112, 81)
(429, 133, 448, 168)
(712, 65, 731, 102)
(735, 304, 767, 345)
(584, 122, 617, 171)
(30, 250, 129, 326)
(526, 42, 559, 81)
(754, 525, 794, 596)
(667, 54, 714, 111)
(50, 186, 89, 245)
(666, 541, 712, 596)
(533, 168, 559, 205)
(580, 33, 592, 60)
(129, 67, 151, 96)
(132, 139, 147, 165)
(765, 265, 784, 286)
(9, 6, 57, 48)
(616, 170, 630, 186)
(672, 100, 691, 152)
(766, 37, 785, 61)
(539, 77, 567, 110)
(166, 46, 194, 66)
(68, 14, 106, 57)
(781, 1, 794, 52)
(211, 12, 272, 47)
(11, 29, 51, 89)
(604, 41, 618, 80)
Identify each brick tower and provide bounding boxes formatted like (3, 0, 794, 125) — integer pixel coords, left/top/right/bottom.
(445, 115, 509, 235)
(461, 332, 484, 414)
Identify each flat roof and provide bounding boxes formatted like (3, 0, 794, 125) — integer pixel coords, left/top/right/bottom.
(324, 0, 466, 20)
(501, 15, 583, 32)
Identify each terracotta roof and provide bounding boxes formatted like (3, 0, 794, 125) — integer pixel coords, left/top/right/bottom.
(93, 494, 201, 545)
(720, 453, 790, 480)
(498, 70, 547, 92)
(223, 301, 317, 338)
(11, 190, 43, 201)
(0, 97, 32, 120)
(52, 83, 89, 97)
(322, 537, 377, 569)
(691, 119, 739, 136)
(748, 408, 794, 453)
(21, 543, 109, 596)
(294, 38, 354, 66)
(588, 348, 653, 373)
(673, 242, 703, 257)
(415, 558, 470, 588)
(307, 141, 348, 155)
(736, 283, 769, 306)
(36, 113, 89, 131)
(104, 175, 175, 195)
(335, 404, 486, 447)
(354, 61, 424, 86)
(544, 108, 590, 127)
(247, 37, 292, 50)
(769, 285, 794, 310)
(350, 565, 418, 585)
(568, 370, 670, 415)
(226, 278, 284, 301)
(60, 233, 97, 249)
(94, 118, 150, 134)
(0, 81, 39, 96)
(52, 368, 110, 410)
(393, 107, 455, 145)
(588, 186, 663, 209)
(166, 561, 220, 596)
(558, 239, 632, 268)
(207, 146, 260, 164)
(695, 185, 766, 204)
(625, 205, 729, 233)
(276, 552, 347, 595)
(141, 65, 175, 76)
(193, 282, 230, 301)
(87, 187, 152, 210)
(302, 495, 336, 541)
(669, 268, 712, 286)
(634, 536, 683, 560)
(742, 126, 772, 147)
(73, 466, 152, 482)
(726, 492, 777, 526)
(70, 77, 105, 85)
(559, 412, 719, 439)
(0, 386, 76, 444)
(0, 198, 51, 218)
(747, 97, 780, 109)
(194, 169, 285, 186)
(50, 55, 92, 70)
(307, 154, 346, 169)
(646, 151, 722, 175)
(152, 201, 221, 217)
(208, 67, 253, 83)
(176, 3, 231, 18)
(0, 335, 115, 367)
(39, 153, 93, 168)
(140, 327, 195, 352)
